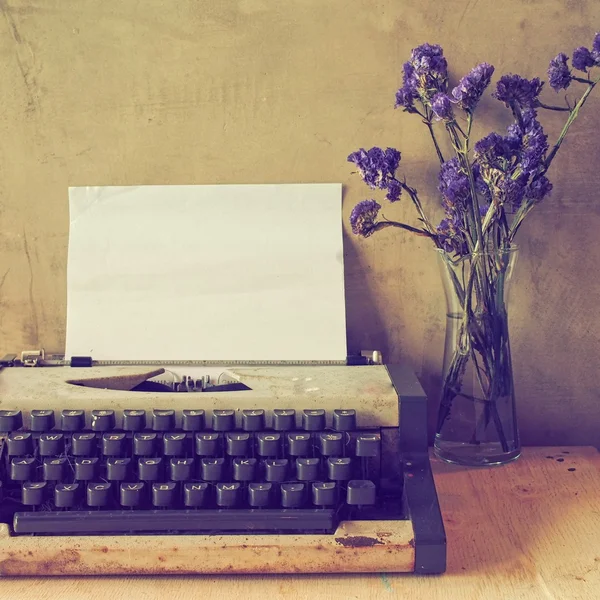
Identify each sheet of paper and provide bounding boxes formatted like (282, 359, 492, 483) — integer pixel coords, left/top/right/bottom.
(65, 183, 347, 362)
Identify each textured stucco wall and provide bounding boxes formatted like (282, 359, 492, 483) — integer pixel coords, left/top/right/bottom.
(0, 0, 598, 445)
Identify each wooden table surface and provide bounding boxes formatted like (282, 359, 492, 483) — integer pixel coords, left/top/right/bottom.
(1, 446, 598, 599)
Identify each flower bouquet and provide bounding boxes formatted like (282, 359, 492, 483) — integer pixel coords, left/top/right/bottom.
(347, 37, 599, 465)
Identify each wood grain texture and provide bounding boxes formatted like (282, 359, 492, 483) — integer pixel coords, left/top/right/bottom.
(0, 447, 597, 599)
(0, 0, 599, 446)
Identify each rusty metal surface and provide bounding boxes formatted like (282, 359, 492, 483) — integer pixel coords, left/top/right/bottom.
(0, 521, 415, 576)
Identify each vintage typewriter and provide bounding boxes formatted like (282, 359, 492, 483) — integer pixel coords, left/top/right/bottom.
(0, 349, 446, 576)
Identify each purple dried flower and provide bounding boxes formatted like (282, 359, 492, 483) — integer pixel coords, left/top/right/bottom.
(451, 62, 495, 113)
(572, 47, 595, 72)
(473, 132, 516, 167)
(493, 74, 543, 110)
(438, 158, 470, 211)
(594, 32, 600, 55)
(436, 218, 466, 254)
(520, 109, 548, 175)
(386, 179, 402, 202)
(431, 93, 453, 121)
(526, 176, 553, 202)
(395, 43, 448, 110)
(349, 200, 381, 237)
(348, 147, 401, 189)
(500, 176, 527, 208)
(548, 53, 572, 91)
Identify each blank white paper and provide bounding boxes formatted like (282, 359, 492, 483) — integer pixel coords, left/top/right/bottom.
(65, 184, 347, 362)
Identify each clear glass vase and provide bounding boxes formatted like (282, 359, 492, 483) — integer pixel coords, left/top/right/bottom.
(434, 246, 521, 466)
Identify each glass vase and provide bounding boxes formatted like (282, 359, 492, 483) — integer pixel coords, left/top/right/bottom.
(434, 246, 521, 466)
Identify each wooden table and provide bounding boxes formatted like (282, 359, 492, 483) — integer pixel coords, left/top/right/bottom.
(2, 447, 598, 599)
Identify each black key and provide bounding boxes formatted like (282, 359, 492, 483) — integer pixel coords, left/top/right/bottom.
(120, 482, 145, 508)
(195, 433, 220, 456)
(256, 432, 281, 457)
(74, 457, 99, 481)
(10, 457, 36, 481)
(233, 457, 256, 481)
(182, 410, 205, 431)
(333, 409, 357, 432)
(296, 458, 320, 481)
(106, 458, 131, 481)
(72, 432, 96, 456)
(152, 409, 175, 431)
(30, 410, 54, 432)
(184, 482, 208, 507)
(318, 432, 344, 456)
(302, 409, 325, 431)
(226, 432, 250, 456)
(355, 433, 381, 457)
(242, 409, 265, 431)
(91, 410, 115, 432)
(264, 459, 288, 482)
(212, 410, 235, 432)
(61, 410, 85, 431)
(248, 482, 272, 507)
(163, 432, 187, 456)
(216, 482, 240, 507)
(133, 432, 157, 456)
(87, 482, 112, 507)
(200, 457, 225, 481)
(287, 432, 311, 456)
(138, 457, 163, 481)
(346, 480, 376, 505)
(281, 483, 306, 508)
(327, 457, 353, 481)
(7, 431, 33, 455)
(123, 410, 145, 431)
(22, 481, 47, 506)
(14, 508, 335, 534)
(312, 481, 337, 506)
(102, 432, 126, 456)
(43, 457, 67, 481)
(0, 410, 22, 432)
(273, 409, 295, 431)
(152, 482, 177, 507)
(55, 483, 80, 508)
(170, 457, 194, 481)
(39, 432, 64, 456)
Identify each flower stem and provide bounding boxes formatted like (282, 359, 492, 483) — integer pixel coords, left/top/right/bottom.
(424, 120, 445, 164)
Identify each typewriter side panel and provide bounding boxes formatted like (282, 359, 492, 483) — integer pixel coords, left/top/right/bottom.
(0, 522, 415, 575)
(386, 363, 447, 575)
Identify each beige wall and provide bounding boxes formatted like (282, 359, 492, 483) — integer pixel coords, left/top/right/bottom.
(0, 0, 599, 446)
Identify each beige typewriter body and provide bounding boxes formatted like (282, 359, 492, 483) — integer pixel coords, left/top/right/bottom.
(0, 362, 417, 576)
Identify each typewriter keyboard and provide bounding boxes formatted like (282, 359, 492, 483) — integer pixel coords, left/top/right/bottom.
(0, 408, 397, 535)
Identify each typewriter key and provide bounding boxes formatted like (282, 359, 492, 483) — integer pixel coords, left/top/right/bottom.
(7, 431, 33, 456)
(296, 458, 320, 481)
(170, 457, 194, 481)
(39, 433, 64, 456)
(302, 409, 325, 431)
(55, 483, 80, 508)
(74, 457, 99, 481)
(281, 483, 306, 508)
(152, 409, 175, 431)
(43, 457, 67, 481)
(242, 409, 265, 431)
(346, 480, 376, 505)
(233, 457, 256, 481)
(183, 482, 208, 507)
(327, 457, 353, 481)
(61, 410, 85, 431)
(10, 457, 36, 481)
(182, 409, 205, 431)
(318, 432, 343, 456)
(138, 457, 163, 481)
(212, 410, 235, 432)
(22, 481, 47, 506)
(91, 410, 115, 432)
(0, 410, 22, 432)
(312, 481, 337, 506)
(120, 482, 145, 508)
(152, 482, 177, 507)
(216, 482, 240, 507)
(248, 482, 272, 507)
(72, 432, 96, 456)
(273, 409, 295, 431)
(87, 482, 112, 507)
(106, 457, 131, 481)
(333, 409, 357, 432)
(226, 432, 250, 456)
(30, 410, 55, 432)
(123, 410, 146, 431)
